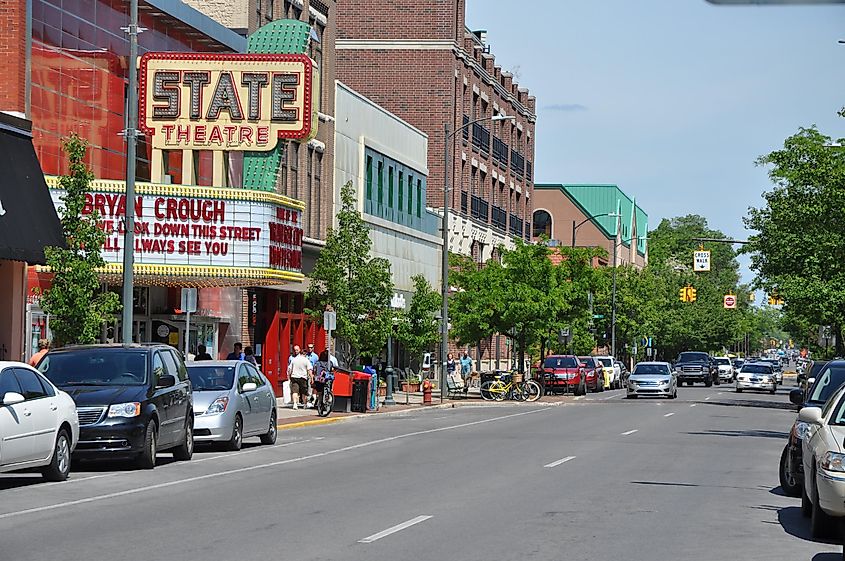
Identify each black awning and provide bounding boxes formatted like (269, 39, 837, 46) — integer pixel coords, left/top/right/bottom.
(0, 114, 64, 265)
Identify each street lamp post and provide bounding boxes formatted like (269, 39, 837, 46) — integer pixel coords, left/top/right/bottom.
(611, 234, 648, 359)
(441, 113, 516, 400)
(572, 212, 619, 248)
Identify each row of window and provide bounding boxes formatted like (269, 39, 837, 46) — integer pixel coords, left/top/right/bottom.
(364, 149, 426, 220)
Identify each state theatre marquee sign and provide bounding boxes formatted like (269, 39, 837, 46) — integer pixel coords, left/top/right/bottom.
(139, 52, 317, 151)
(45, 177, 304, 287)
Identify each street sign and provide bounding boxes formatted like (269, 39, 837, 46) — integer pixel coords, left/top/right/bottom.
(180, 288, 197, 313)
(693, 250, 711, 272)
(592, 314, 605, 319)
(640, 337, 653, 347)
(723, 294, 737, 309)
(323, 310, 337, 332)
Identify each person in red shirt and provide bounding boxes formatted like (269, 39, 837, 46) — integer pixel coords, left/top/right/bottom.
(29, 339, 50, 367)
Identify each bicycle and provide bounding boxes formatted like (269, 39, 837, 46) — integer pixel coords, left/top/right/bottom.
(480, 373, 541, 402)
(315, 377, 334, 417)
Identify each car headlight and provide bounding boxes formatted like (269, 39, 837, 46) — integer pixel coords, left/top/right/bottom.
(761, 376, 770, 382)
(662, 378, 671, 385)
(205, 396, 229, 415)
(793, 421, 810, 440)
(108, 402, 141, 418)
(821, 451, 845, 473)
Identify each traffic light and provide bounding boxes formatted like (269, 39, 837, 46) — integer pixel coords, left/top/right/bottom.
(679, 287, 686, 302)
(689, 287, 697, 302)
(749, 293, 756, 302)
(679, 286, 697, 302)
(768, 293, 784, 306)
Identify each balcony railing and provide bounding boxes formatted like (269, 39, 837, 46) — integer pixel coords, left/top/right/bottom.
(491, 206, 507, 231)
(470, 194, 489, 223)
(462, 115, 470, 141)
(509, 214, 524, 237)
(492, 136, 509, 168)
(460, 190, 468, 214)
(510, 149, 525, 176)
(472, 122, 490, 154)
(525, 160, 532, 182)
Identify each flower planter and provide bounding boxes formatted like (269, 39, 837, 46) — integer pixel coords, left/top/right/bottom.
(401, 383, 421, 393)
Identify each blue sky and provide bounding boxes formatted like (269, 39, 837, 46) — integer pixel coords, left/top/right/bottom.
(466, 0, 844, 281)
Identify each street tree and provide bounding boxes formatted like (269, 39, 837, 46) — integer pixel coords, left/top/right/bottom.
(41, 134, 120, 346)
(306, 181, 393, 367)
(744, 126, 845, 355)
(395, 274, 440, 367)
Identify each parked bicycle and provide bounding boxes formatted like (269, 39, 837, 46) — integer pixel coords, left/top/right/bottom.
(480, 372, 541, 402)
(315, 378, 334, 417)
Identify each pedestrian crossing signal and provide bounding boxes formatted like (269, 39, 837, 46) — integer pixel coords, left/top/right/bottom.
(679, 286, 697, 302)
(768, 293, 784, 306)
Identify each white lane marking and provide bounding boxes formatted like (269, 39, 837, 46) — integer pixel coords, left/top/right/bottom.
(544, 456, 576, 468)
(705, 397, 712, 401)
(621, 429, 638, 436)
(0, 408, 547, 520)
(601, 394, 619, 400)
(359, 515, 433, 544)
(664, 413, 675, 418)
(690, 404, 697, 408)
(575, 396, 585, 401)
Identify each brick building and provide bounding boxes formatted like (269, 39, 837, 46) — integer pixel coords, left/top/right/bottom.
(336, 0, 537, 263)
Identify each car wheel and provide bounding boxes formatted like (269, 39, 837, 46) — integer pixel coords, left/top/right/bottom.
(736, 388, 743, 393)
(626, 394, 637, 399)
(172, 417, 194, 461)
(42, 429, 71, 482)
(779, 445, 802, 497)
(226, 414, 243, 451)
(704, 379, 712, 387)
(811, 466, 837, 538)
(260, 409, 277, 445)
(136, 421, 157, 470)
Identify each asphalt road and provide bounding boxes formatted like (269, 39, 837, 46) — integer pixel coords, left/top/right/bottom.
(0, 380, 839, 561)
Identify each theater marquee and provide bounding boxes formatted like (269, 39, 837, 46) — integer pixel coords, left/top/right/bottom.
(45, 177, 304, 287)
(139, 52, 317, 151)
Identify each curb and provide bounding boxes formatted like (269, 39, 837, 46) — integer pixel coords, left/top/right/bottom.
(276, 417, 344, 431)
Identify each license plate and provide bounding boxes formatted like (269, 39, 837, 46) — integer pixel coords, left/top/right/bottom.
(750, 378, 760, 382)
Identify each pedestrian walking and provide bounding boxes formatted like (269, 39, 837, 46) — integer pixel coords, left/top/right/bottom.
(244, 346, 258, 366)
(311, 350, 333, 410)
(446, 352, 457, 380)
(226, 342, 244, 361)
(29, 339, 50, 367)
(460, 351, 472, 382)
(287, 345, 312, 410)
(195, 345, 213, 361)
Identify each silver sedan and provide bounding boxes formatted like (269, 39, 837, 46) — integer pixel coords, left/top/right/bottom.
(187, 361, 277, 450)
(626, 361, 677, 399)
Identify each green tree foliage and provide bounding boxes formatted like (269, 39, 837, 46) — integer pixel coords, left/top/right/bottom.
(449, 241, 604, 372)
(743, 126, 845, 355)
(41, 134, 120, 346)
(395, 274, 440, 362)
(306, 181, 393, 367)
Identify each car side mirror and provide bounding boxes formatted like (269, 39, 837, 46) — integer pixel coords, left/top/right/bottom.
(798, 406, 823, 425)
(156, 374, 176, 389)
(789, 389, 804, 406)
(2, 392, 24, 406)
(242, 382, 257, 392)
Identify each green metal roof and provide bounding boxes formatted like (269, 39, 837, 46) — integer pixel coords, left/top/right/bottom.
(535, 183, 649, 256)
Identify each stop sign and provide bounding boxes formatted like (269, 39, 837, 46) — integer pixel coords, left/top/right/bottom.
(723, 295, 737, 309)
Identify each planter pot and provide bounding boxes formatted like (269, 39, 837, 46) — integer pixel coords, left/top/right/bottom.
(401, 383, 421, 393)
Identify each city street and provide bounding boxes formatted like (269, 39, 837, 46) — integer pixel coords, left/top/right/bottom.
(0, 381, 838, 561)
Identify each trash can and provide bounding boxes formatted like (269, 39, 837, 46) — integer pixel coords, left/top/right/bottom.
(351, 373, 370, 413)
(332, 369, 353, 413)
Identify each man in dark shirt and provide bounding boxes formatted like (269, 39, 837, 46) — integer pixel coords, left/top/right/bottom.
(226, 342, 244, 361)
(195, 344, 213, 361)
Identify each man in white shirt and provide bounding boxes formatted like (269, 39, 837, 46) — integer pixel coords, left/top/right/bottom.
(287, 345, 313, 410)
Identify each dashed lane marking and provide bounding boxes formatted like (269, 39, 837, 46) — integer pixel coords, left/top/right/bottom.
(544, 456, 576, 468)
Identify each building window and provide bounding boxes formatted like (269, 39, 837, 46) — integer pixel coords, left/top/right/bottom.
(279, 142, 288, 195)
(417, 179, 423, 218)
(268, 0, 275, 21)
(365, 155, 373, 200)
(377, 161, 384, 205)
(532, 210, 552, 239)
(388, 166, 394, 208)
(398, 170, 404, 213)
(407, 174, 414, 214)
(290, 142, 299, 199)
(314, 151, 322, 234)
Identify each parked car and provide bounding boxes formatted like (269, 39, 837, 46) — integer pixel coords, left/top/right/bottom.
(780, 361, 845, 498)
(578, 356, 604, 393)
(539, 355, 586, 395)
(713, 356, 734, 383)
(187, 361, 277, 450)
(799, 360, 829, 402)
(0, 362, 79, 481)
(760, 357, 784, 385)
(38, 344, 193, 469)
(673, 352, 719, 386)
(735, 362, 777, 394)
(626, 362, 677, 399)
(799, 382, 845, 539)
(732, 358, 745, 372)
(594, 356, 621, 389)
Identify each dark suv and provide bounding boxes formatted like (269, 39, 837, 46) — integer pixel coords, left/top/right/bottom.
(38, 344, 193, 469)
(673, 352, 719, 386)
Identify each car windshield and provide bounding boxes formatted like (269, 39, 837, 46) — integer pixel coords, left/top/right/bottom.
(187, 366, 235, 391)
(544, 357, 578, 369)
(807, 366, 845, 405)
(39, 350, 148, 386)
(714, 358, 730, 365)
(677, 352, 709, 362)
(741, 364, 772, 375)
(633, 365, 669, 375)
(596, 358, 613, 367)
(578, 357, 594, 367)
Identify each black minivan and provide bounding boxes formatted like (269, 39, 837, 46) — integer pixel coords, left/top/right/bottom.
(38, 344, 193, 469)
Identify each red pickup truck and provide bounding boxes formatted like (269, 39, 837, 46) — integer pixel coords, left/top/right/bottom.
(540, 355, 587, 395)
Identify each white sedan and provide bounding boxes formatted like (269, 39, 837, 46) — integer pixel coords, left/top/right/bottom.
(0, 361, 79, 481)
(800, 382, 845, 541)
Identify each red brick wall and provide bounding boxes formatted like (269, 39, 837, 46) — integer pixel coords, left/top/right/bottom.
(0, 0, 27, 113)
(337, 0, 462, 41)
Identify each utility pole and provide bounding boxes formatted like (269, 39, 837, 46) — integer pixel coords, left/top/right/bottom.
(440, 123, 451, 401)
(120, 0, 141, 344)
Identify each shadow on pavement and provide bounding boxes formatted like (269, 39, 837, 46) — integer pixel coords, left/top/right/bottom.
(778, 506, 841, 547)
(684, 429, 790, 439)
(813, 554, 841, 561)
(0, 473, 46, 491)
(704, 398, 797, 411)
